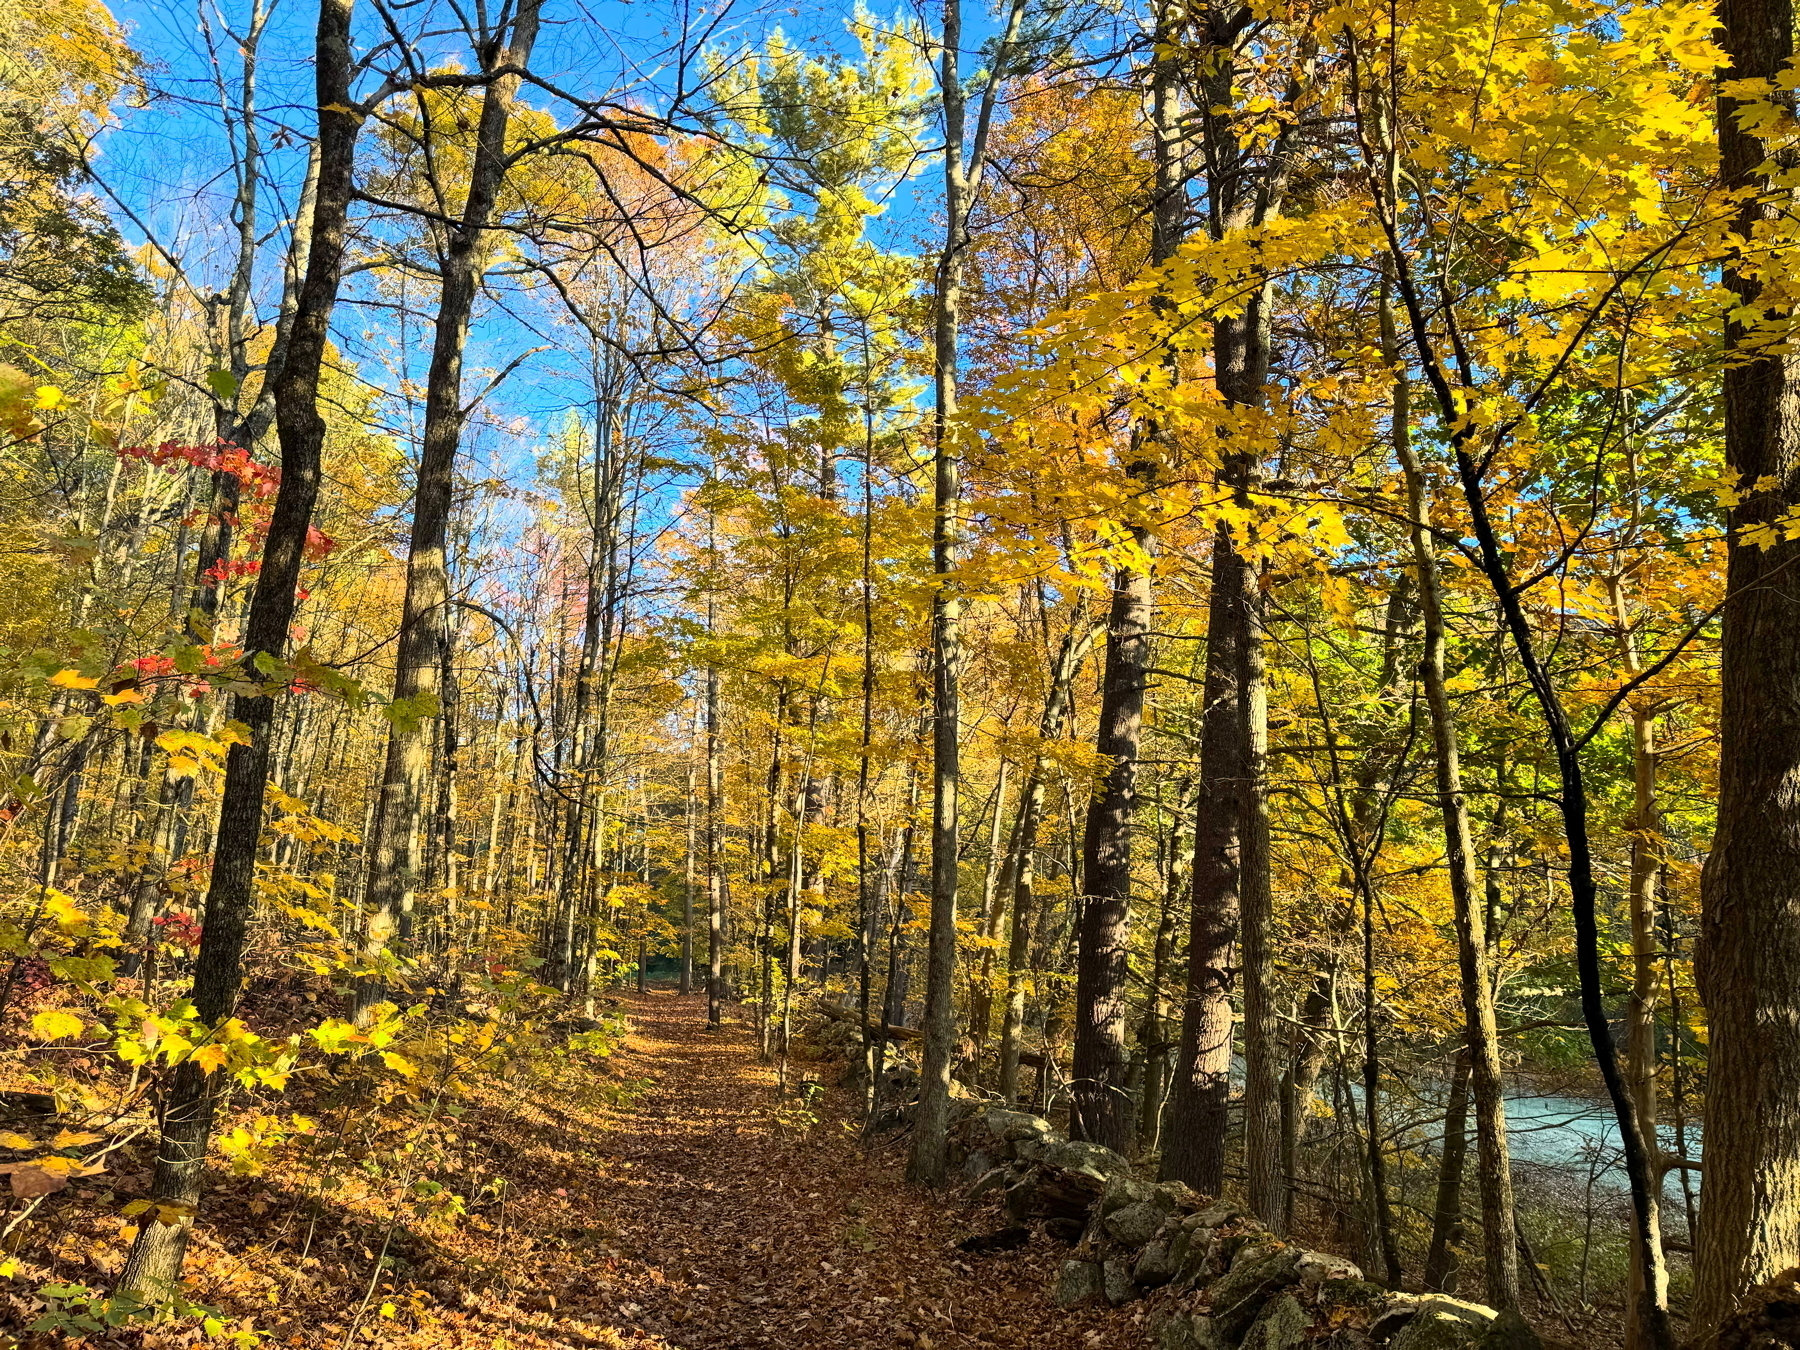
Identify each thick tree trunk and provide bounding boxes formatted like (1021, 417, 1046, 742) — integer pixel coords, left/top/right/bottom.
(1161, 14, 1282, 1213)
(1072, 556, 1151, 1152)
(1696, 0, 1800, 1329)
(1071, 2, 1188, 1157)
(358, 0, 543, 1016)
(1163, 520, 1260, 1197)
(114, 0, 356, 1298)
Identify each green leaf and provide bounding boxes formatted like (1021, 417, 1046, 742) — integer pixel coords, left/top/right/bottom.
(378, 692, 441, 735)
(205, 370, 240, 401)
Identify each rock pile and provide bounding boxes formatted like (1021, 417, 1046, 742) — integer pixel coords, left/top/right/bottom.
(946, 1103, 1542, 1350)
(791, 1004, 1542, 1350)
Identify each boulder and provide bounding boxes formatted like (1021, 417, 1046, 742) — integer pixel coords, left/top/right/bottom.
(974, 1107, 1055, 1153)
(1190, 1202, 1247, 1230)
(1044, 1139, 1133, 1184)
(1056, 1259, 1106, 1309)
(1298, 1252, 1363, 1286)
(1105, 1199, 1171, 1247)
(1157, 1180, 1206, 1212)
(1386, 1297, 1497, 1350)
(1160, 1313, 1228, 1350)
(1242, 1294, 1312, 1350)
(1207, 1244, 1303, 1342)
(1099, 1174, 1159, 1216)
(1104, 1256, 1139, 1306)
(1003, 1175, 1039, 1222)
(961, 1149, 994, 1181)
(1135, 1237, 1179, 1288)
(1175, 1226, 1219, 1286)
(1478, 1309, 1542, 1350)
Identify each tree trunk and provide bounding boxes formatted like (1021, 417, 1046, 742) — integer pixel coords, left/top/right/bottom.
(1163, 519, 1260, 1197)
(1390, 296, 1520, 1309)
(114, 0, 356, 1297)
(358, 0, 543, 1016)
(706, 657, 725, 1030)
(1424, 1048, 1472, 1293)
(1361, 871, 1402, 1286)
(1137, 796, 1188, 1155)
(1279, 975, 1332, 1232)
(909, 0, 1028, 1185)
(998, 619, 1095, 1102)
(1696, 0, 1800, 1327)
(681, 751, 695, 996)
(1161, 12, 1283, 1213)
(1072, 556, 1151, 1153)
(1608, 569, 1667, 1347)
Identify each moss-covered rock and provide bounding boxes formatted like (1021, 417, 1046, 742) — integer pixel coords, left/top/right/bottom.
(1207, 1245, 1303, 1342)
(1316, 1277, 1391, 1320)
(1106, 1198, 1172, 1246)
(1056, 1259, 1106, 1309)
(1242, 1293, 1313, 1350)
(1386, 1298, 1497, 1350)
(1104, 1256, 1139, 1306)
(1100, 1174, 1159, 1215)
(1159, 1313, 1229, 1350)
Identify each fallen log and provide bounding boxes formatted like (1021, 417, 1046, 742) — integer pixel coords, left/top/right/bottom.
(814, 999, 1049, 1069)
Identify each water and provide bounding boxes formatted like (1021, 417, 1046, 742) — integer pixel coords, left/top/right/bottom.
(1498, 1086, 1700, 1210)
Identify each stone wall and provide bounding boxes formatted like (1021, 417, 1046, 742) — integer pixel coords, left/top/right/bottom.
(947, 1104, 1542, 1350)
(793, 1003, 1540, 1350)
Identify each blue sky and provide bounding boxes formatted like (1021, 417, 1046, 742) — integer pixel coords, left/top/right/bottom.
(96, 0, 944, 470)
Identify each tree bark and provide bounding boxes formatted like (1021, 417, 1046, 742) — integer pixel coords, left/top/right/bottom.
(998, 619, 1095, 1102)
(1695, 0, 1800, 1329)
(1163, 517, 1261, 1197)
(1160, 6, 1284, 1213)
(1390, 297, 1520, 1310)
(1072, 555, 1151, 1153)
(1424, 1048, 1473, 1293)
(114, 0, 357, 1298)
(358, 0, 543, 1016)
(909, 0, 1027, 1186)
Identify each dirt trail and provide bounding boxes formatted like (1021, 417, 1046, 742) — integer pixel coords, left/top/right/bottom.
(520, 988, 1136, 1350)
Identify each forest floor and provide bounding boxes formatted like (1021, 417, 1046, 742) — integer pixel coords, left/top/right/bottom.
(61, 988, 1143, 1350)
(459, 986, 1139, 1350)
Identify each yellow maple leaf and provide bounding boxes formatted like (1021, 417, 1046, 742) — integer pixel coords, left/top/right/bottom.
(380, 1051, 418, 1078)
(31, 1009, 85, 1041)
(47, 669, 99, 690)
(193, 1043, 230, 1075)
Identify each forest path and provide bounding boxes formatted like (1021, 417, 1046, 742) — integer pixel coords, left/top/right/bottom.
(529, 988, 1134, 1350)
